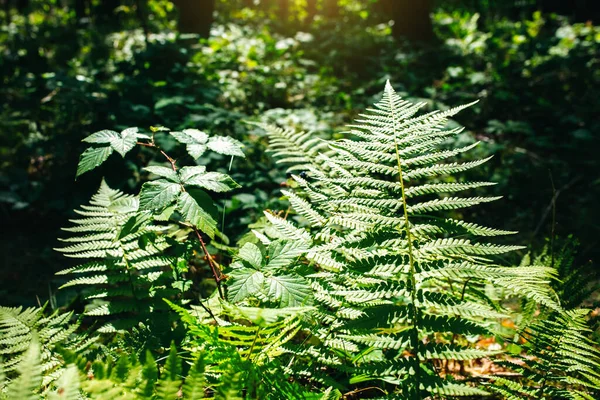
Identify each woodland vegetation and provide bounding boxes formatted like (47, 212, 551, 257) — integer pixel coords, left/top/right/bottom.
(1, 1, 599, 399)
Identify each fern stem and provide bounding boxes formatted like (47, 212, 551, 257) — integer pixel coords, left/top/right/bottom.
(388, 85, 421, 396)
(246, 327, 261, 361)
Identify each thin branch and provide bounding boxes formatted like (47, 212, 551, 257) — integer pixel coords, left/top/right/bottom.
(194, 228, 225, 300)
(138, 139, 223, 299)
(197, 298, 218, 324)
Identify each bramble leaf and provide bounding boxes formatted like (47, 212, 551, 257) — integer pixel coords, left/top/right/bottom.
(176, 189, 218, 238)
(139, 180, 180, 211)
(207, 136, 245, 158)
(76, 146, 113, 177)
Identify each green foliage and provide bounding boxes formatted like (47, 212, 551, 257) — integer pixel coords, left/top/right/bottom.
(2, 2, 600, 397)
(55, 180, 181, 333)
(488, 309, 600, 399)
(227, 240, 312, 307)
(0, 306, 92, 386)
(167, 300, 321, 398)
(255, 82, 579, 397)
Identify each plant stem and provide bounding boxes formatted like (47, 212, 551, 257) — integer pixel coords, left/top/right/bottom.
(194, 227, 225, 300)
(138, 139, 224, 299)
(388, 84, 421, 396)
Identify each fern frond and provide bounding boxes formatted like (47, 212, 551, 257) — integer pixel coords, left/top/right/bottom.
(55, 181, 178, 332)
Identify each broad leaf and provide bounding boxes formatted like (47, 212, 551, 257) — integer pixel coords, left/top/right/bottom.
(227, 268, 265, 303)
(207, 136, 245, 158)
(82, 129, 119, 144)
(171, 129, 209, 144)
(111, 127, 138, 157)
(171, 129, 209, 159)
(267, 240, 309, 269)
(139, 180, 180, 211)
(265, 275, 311, 307)
(82, 128, 137, 157)
(184, 171, 240, 192)
(176, 189, 218, 238)
(179, 166, 207, 182)
(76, 145, 113, 177)
(144, 166, 179, 182)
(238, 243, 265, 269)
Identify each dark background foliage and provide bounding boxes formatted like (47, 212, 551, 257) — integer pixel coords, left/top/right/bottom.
(1, 0, 598, 306)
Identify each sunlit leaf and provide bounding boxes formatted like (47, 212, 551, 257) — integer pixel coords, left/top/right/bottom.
(139, 180, 180, 211)
(76, 146, 113, 178)
(207, 136, 245, 158)
(176, 189, 218, 238)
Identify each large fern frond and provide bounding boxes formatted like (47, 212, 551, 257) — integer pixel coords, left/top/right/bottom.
(256, 81, 561, 398)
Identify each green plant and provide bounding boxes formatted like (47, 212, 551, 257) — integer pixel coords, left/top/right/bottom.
(0, 306, 93, 386)
(2, 82, 599, 400)
(252, 81, 595, 398)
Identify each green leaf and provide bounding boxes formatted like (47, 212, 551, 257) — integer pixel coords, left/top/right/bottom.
(171, 129, 209, 144)
(179, 166, 207, 182)
(187, 144, 208, 159)
(238, 242, 265, 269)
(156, 343, 182, 399)
(76, 145, 113, 177)
(184, 171, 241, 192)
(207, 136, 245, 158)
(82, 129, 119, 144)
(139, 180, 181, 211)
(82, 128, 137, 157)
(144, 166, 179, 182)
(182, 355, 206, 399)
(265, 275, 311, 307)
(171, 129, 209, 159)
(7, 338, 42, 399)
(110, 127, 138, 157)
(108, 196, 139, 213)
(266, 240, 309, 269)
(176, 189, 218, 238)
(227, 268, 265, 303)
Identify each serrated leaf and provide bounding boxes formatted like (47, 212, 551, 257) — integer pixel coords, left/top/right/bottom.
(110, 127, 138, 157)
(177, 189, 218, 238)
(108, 196, 139, 213)
(265, 275, 311, 307)
(227, 269, 265, 303)
(76, 145, 113, 177)
(171, 129, 209, 144)
(82, 129, 119, 144)
(184, 171, 241, 192)
(144, 166, 179, 182)
(238, 243, 265, 269)
(139, 180, 180, 211)
(178, 166, 207, 182)
(171, 129, 209, 159)
(207, 136, 245, 158)
(267, 240, 309, 269)
(187, 143, 208, 159)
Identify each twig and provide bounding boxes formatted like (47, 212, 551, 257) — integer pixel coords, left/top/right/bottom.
(138, 139, 223, 299)
(194, 228, 225, 300)
(197, 298, 218, 324)
(137, 141, 177, 171)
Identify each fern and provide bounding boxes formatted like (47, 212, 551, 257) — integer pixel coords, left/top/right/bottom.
(486, 238, 600, 399)
(55, 180, 179, 333)
(167, 300, 329, 398)
(257, 81, 561, 397)
(0, 306, 92, 387)
(488, 309, 600, 399)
